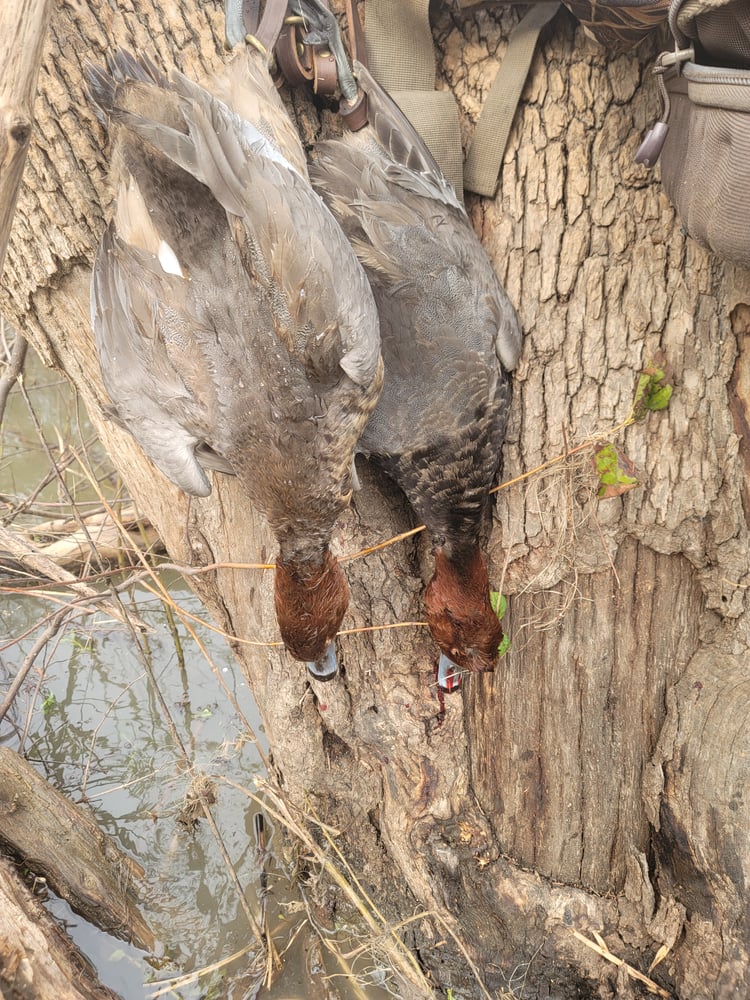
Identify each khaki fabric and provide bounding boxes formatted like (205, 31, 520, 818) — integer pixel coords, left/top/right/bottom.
(658, 0, 750, 266)
(365, 0, 465, 196)
(464, 2, 560, 197)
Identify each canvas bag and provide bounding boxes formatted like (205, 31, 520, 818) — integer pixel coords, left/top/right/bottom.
(636, 0, 750, 266)
(364, 0, 669, 197)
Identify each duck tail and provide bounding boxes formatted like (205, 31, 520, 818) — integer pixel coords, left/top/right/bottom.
(86, 49, 250, 217)
(86, 50, 167, 128)
(86, 48, 303, 219)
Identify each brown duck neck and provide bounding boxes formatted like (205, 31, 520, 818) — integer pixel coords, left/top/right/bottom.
(274, 549, 349, 663)
(431, 544, 491, 607)
(424, 545, 503, 673)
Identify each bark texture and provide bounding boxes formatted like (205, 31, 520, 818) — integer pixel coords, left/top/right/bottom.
(2, 1, 750, 997)
(0, 0, 53, 278)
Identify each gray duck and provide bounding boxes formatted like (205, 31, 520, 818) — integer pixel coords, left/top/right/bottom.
(87, 38, 383, 681)
(300, 1, 523, 689)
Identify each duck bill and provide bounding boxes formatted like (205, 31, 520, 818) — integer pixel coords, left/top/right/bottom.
(437, 653, 462, 692)
(306, 641, 338, 681)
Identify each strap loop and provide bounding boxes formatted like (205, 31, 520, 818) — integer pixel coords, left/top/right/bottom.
(463, 2, 560, 197)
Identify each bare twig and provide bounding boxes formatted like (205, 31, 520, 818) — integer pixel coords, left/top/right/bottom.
(0, 328, 27, 426)
(0, 606, 69, 725)
(17, 382, 109, 575)
(223, 777, 436, 995)
(571, 929, 672, 997)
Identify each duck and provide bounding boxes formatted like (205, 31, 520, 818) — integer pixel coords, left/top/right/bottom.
(295, 0, 523, 689)
(87, 22, 383, 681)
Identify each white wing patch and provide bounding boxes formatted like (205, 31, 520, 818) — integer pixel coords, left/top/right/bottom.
(158, 239, 184, 277)
(240, 119, 301, 176)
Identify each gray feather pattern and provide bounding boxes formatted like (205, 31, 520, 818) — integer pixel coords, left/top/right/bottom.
(309, 60, 523, 556)
(88, 50, 382, 561)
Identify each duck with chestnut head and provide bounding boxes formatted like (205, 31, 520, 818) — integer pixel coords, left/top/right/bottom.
(87, 18, 382, 681)
(297, 0, 523, 689)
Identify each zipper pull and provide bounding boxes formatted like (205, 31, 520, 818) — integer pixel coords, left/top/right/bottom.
(634, 121, 669, 167)
(634, 47, 694, 167)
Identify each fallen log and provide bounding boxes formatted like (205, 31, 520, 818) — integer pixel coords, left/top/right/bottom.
(0, 852, 123, 1000)
(0, 506, 162, 577)
(28, 510, 160, 569)
(0, 525, 141, 624)
(0, 747, 154, 952)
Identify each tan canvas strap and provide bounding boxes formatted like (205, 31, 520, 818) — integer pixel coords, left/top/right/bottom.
(255, 0, 288, 51)
(463, 1, 560, 196)
(364, 0, 465, 196)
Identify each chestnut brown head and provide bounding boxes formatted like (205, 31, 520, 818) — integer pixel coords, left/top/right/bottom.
(274, 550, 349, 680)
(424, 547, 504, 680)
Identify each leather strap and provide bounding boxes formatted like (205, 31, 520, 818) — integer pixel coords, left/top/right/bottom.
(344, 0, 367, 68)
(274, 2, 342, 97)
(227, 0, 292, 55)
(275, 15, 338, 94)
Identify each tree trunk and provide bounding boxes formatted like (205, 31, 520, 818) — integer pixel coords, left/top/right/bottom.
(3, 1, 750, 996)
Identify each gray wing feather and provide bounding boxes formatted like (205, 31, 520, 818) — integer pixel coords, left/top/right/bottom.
(353, 61, 465, 214)
(91, 224, 212, 496)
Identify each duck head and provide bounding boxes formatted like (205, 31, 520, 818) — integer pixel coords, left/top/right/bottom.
(424, 547, 504, 688)
(274, 550, 349, 681)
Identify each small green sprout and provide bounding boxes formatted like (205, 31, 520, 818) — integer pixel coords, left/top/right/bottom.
(594, 442, 639, 499)
(489, 590, 511, 658)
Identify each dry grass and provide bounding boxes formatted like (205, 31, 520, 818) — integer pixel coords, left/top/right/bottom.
(1, 332, 674, 999)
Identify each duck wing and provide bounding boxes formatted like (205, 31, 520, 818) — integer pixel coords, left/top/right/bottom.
(311, 65, 521, 378)
(350, 61, 464, 214)
(90, 52, 381, 515)
(91, 220, 222, 496)
(206, 50, 308, 177)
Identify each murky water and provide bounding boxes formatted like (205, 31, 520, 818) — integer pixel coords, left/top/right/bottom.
(0, 344, 396, 999)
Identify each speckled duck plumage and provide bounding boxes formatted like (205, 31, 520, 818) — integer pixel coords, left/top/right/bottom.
(309, 61, 523, 682)
(88, 48, 382, 677)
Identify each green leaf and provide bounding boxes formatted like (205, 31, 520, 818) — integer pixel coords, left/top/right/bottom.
(633, 360, 673, 420)
(646, 384, 673, 410)
(489, 590, 507, 619)
(41, 693, 56, 717)
(594, 443, 639, 499)
(489, 592, 510, 656)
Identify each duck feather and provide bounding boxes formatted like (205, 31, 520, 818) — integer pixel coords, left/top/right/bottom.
(90, 48, 382, 572)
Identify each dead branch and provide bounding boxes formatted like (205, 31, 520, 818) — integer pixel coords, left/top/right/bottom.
(0, 0, 53, 278)
(0, 327, 27, 425)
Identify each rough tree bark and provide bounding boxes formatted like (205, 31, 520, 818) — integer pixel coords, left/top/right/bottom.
(2, 1, 749, 997)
